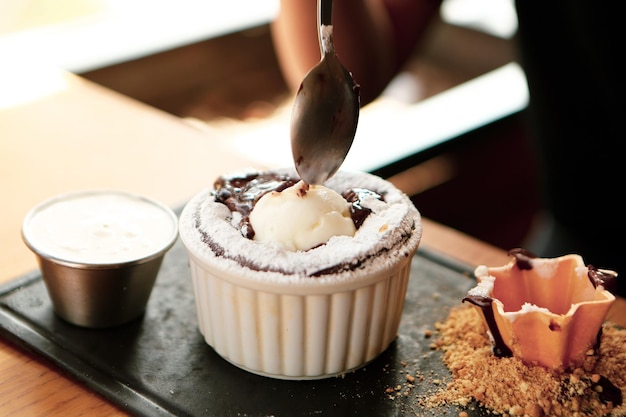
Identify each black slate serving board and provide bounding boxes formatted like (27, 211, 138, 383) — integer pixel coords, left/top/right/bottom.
(0, 238, 490, 417)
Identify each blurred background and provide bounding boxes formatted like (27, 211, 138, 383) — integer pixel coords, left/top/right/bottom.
(1, 0, 540, 252)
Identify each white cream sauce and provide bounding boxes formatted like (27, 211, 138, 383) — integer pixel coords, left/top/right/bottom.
(24, 192, 176, 264)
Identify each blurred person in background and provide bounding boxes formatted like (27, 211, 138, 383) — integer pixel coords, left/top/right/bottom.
(271, 1, 625, 296)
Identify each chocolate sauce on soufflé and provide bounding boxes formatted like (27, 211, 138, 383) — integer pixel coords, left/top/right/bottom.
(213, 171, 382, 240)
(187, 169, 421, 278)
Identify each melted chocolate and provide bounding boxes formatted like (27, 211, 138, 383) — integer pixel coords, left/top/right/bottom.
(342, 188, 384, 229)
(595, 375, 623, 406)
(462, 294, 513, 358)
(214, 172, 298, 239)
(461, 248, 528, 357)
(587, 265, 619, 294)
(213, 172, 384, 240)
(508, 247, 537, 271)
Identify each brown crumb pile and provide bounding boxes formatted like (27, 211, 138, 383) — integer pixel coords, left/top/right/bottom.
(423, 305, 626, 417)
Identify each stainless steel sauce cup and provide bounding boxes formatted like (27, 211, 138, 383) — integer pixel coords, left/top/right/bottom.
(21, 190, 178, 328)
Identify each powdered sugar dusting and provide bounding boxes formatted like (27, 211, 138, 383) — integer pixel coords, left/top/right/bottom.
(179, 169, 421, 283)
(468, 274, 495, 297)
(532, 258, 559, 280)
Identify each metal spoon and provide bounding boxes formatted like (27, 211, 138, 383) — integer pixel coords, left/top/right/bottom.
(290, 0, 360, 185)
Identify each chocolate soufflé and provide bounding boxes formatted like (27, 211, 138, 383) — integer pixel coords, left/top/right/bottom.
(179, 168, 422, 379)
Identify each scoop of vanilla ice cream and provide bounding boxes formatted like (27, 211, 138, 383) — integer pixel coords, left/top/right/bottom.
(249, 181, 356, 251)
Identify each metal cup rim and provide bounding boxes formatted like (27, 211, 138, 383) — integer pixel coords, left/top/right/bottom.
(21, 189, 179, 268)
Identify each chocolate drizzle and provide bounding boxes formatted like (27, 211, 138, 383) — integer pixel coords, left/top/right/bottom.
(462, 250, 530, 358)
(462, 294, 513, 358)
(214, 172, 297, 239)
(588, 265, 619, 293)
(508, 247, 537, 270)
(595, 375, 623, 406)
(342, 188, 384, 229)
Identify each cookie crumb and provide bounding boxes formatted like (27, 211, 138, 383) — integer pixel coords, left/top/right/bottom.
(419, 304, 626, 416)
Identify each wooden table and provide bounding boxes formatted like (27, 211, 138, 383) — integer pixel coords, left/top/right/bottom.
(1, 61, 623, 417)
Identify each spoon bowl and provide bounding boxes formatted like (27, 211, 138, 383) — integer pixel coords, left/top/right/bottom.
(290, 0, 360, 185)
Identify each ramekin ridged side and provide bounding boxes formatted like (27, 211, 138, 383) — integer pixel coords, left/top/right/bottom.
(185, 249, 415, 380)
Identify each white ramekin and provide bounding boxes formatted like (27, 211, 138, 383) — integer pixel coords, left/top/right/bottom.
(179, 171, 421, 379)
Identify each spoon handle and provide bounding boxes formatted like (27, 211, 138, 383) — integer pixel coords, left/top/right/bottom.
(318, 0, 334, 56)
(318, 0, 332, 26)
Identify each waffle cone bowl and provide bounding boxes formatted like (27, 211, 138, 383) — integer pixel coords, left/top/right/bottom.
(464, 249, 617, 369)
